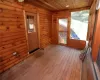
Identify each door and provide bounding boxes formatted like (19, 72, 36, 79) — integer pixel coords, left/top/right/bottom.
(58, 18, 68, 45)
(68, 10, 89, 49)
(26, 14, 39, 53)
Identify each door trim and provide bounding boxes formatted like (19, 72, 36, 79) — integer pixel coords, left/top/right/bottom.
(23, 10, 40, 53)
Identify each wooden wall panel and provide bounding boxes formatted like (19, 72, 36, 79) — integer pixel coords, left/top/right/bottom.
(0, 1, 28, 73)
(68, 39, 86, 49)
(39, 13, 52, 48)
(87, 0, 97, 46)
(88, 0, 100, 61)
(92, 9, 100, 61)
(0, 0, 52, 73)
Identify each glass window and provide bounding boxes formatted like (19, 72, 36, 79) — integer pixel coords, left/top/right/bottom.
(59, 32, 67, 44)
(58, 19, 68, 44)
(70, 10, 89, 41)
(27, 16, 36, 33)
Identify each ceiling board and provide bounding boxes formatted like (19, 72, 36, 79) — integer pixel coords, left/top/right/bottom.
(25, 0, 94, 11)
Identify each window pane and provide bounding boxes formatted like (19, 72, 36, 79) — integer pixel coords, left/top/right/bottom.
(58, 19, 68, 44)
(27, 16, 36, 33)
(59, 19, 68, 31)
(70, 10, 89, 41)
(59, 32, 67, 44)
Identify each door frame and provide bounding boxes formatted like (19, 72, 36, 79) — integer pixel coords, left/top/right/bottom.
(23, 10, 40, 53)
(67, 10, 87, 49)
(57, 17, 69, 46)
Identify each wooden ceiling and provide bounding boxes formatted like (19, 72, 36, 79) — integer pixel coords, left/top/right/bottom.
(25, 0, 94, 11)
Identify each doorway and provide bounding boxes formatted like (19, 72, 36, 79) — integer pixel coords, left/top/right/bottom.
(26, 13, 39, 53)
(58, 18, 68, 45)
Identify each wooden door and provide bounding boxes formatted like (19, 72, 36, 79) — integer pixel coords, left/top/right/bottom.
(26, 14, 39, 53)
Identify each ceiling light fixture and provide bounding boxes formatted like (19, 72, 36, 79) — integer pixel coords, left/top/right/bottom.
(66, 5, 69, 7)
(18, 0, 24, 2)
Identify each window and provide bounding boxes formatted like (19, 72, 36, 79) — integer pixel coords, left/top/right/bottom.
(58, 19, 68, 44)
(70, 10, 89, 41)
(27, 16, 36, 33)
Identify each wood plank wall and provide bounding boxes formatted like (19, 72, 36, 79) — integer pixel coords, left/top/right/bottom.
(88, 0, 97, 46)
(38, 8, 52, 48)
(0, 0, 52, 73)
(52, 11, 86, 49)
(87, 0, 99, 61)
(90, 0, 100, 61)
(92, 9, 100, 61)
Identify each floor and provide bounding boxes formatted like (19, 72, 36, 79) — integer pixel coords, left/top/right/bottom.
(0, 45, 82, 80)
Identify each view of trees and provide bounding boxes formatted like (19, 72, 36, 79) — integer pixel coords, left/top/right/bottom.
(71, 10, 89, 23)
(70, 10, 89, 40)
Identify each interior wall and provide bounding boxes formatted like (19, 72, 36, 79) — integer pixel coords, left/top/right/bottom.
(92, 9, 100, 61)
(0, 0, 52, 73)
(88, 0, 97, 46)
(88, 0, 100, 61)
(52, 11, 86, 49)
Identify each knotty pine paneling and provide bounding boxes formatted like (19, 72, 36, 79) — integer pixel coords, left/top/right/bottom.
(88, 0, 97, 46)
(92, 9, 100, 61)
(39, 13, 52, 48)
(0, 6, 28, 73)
(0, 1, 52, 73)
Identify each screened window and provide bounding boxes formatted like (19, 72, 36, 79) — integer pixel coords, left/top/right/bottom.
(70, 10, 89, 41)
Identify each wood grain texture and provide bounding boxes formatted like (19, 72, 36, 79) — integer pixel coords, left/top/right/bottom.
(0, 0, 28, 73)
(26, 0, 93, 11)
(0, 0, 52, 73)
(87, 0, 97, 44)
(92, 9, 100, 61)
(0, 45, 82, 80)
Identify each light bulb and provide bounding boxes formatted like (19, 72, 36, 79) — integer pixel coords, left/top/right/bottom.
(66, 5, 69, 7)
(18, 0, 24, 2)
